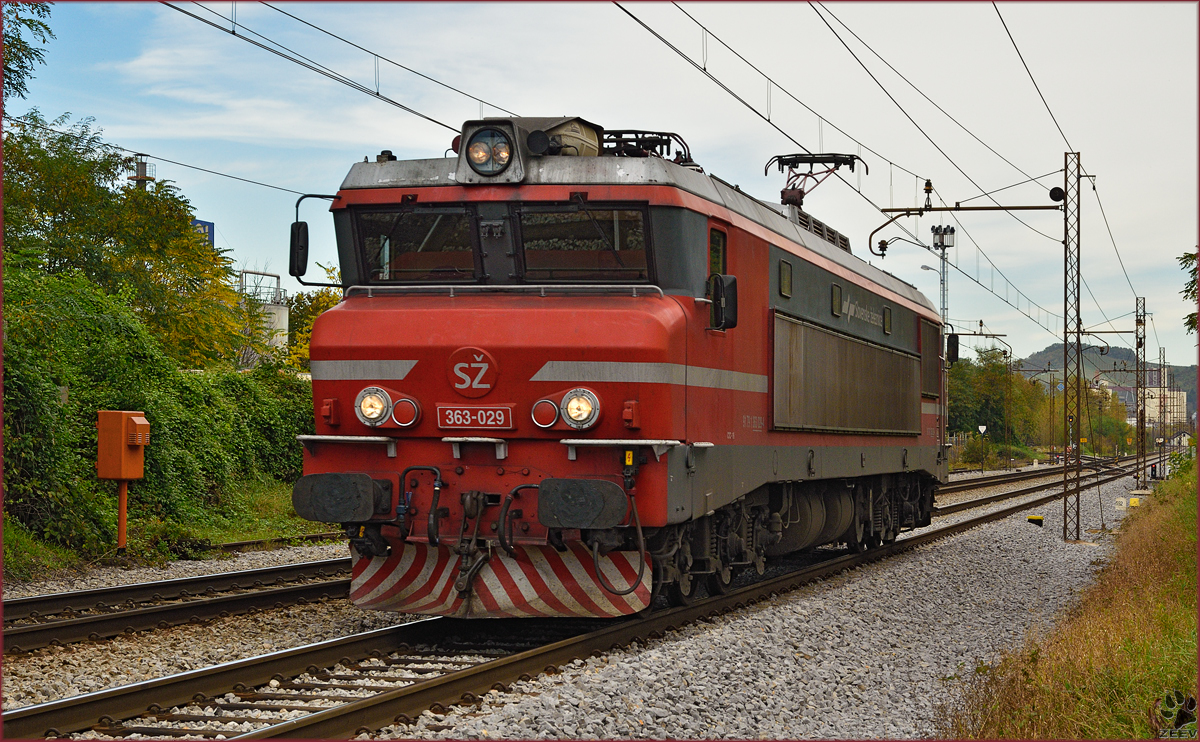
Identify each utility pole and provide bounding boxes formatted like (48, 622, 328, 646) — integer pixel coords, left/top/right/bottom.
(1135, 298, 1147, 488)
(1062, 152, 1083, 542)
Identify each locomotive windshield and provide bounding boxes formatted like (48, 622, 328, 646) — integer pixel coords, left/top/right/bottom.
(516, 206, 649, 283)
(358, 207, 478, 283)
(352, 203, 651, 285)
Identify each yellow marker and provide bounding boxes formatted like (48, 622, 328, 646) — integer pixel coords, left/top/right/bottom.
(1129, 497, 1140, 507)
(625, 450, 634, 466)
(1027, 515, 1044, 527)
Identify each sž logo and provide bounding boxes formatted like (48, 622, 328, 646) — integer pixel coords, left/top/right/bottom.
(447, 347, 498, 398)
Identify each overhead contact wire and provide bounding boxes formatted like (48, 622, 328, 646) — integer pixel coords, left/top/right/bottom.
(992, 2, 1140, 303)
(992, 2, 1073, 152)
(650, 3, 1061, 336)
(161, 2, 458, 133)
(807, 2, 1058, 243)
(258, 2, 518, 117)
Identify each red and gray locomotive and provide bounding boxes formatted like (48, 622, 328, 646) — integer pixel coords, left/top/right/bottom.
(289, 116, 947, 618)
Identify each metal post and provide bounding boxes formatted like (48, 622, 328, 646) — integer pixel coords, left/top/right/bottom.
(117, 480, 129, 555)
(1062, 152, 1082, 541)
(1135, 298, 1147, 488)
(1159, 347, 1167, 476)
(1049, 373, 1055, 462)
(939, 244, 949, 328)
(1005, 350, 1011, 470)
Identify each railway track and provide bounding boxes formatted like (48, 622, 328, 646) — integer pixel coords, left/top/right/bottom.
(940, 455, 1137, 496)
(4, 459, 1135, 654)
(7, 465, 1142, 740)
(934, 461, 1139, 516)
(3, 559, 351, 653)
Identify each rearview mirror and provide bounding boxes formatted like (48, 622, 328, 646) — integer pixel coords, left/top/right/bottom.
(707, 274, 738, 330)
(289, 221, 309, 277)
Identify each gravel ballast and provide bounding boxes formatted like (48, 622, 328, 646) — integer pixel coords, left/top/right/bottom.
(2, 542, 347, 600)
(366, 475, 1135, 740)
(1, 599, 406, 711)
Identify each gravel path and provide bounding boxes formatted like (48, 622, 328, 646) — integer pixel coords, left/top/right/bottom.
(364, 475, 1133, 740)
(1, 599, 407, 711)
(2, 542, 347, 600)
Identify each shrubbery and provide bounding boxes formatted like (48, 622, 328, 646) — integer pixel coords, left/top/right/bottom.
(3, 269, 313, 560)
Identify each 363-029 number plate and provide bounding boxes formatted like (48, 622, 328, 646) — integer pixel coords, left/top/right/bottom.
(437, 405, 514, 429)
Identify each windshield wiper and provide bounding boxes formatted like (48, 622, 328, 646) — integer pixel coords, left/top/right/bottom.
(571, 193, 626, 267)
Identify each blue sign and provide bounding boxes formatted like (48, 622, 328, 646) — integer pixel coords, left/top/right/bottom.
(1057, 383, 1064, 391)
(192, 219, 215, 246)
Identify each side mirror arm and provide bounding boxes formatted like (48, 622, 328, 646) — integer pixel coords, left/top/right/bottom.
(290, 193, 342, 288)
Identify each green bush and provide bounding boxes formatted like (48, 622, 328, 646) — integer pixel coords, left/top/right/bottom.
(960, 434, 992, 465)
(2, 269, 313, 559)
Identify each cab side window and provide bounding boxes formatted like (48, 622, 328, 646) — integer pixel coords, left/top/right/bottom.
(709, 228, 727, 276)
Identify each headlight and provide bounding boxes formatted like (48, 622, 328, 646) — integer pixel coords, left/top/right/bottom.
(560, 388, 600, 429)
(465, 128, 513, 175)
(355, 387, 392, 426)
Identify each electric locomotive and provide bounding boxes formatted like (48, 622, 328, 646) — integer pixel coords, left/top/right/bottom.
(289, 117, 947, 619)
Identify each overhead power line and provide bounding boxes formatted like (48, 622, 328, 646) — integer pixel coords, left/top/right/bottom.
(808, 2, 1138, 338)
(807, 2, 1058, 244)
(2, 113, 306, 195)
(991, 2, 1140, 306)
(162, 2, 458, 133)
(624, 2, 1061, 336)
(258, 2, 518, 117)
(814, 2, 1052, 194)
(992, 2, 1073, 152)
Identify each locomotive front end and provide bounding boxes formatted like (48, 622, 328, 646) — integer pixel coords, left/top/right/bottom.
(291, 117, 685, 618)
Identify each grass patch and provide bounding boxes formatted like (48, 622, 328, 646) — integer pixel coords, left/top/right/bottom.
(120, 472, 338, 561)
(935, 460, 1198, 738)
(4, 474, 337, 577)
(182, 472, 337, 547)
(3, 513, 80, 582)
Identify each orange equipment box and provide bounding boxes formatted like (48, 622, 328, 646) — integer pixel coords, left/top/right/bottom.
(97, 410, 150, 480)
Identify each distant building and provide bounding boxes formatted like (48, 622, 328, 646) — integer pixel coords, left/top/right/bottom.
(1104, 382, 1187, 429)
(236, 270, 289, 366)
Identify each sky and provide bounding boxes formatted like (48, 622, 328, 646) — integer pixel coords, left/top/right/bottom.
(9, 1, 1198, 367)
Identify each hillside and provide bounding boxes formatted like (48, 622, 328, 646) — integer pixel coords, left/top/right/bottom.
(1019, 343, 1196, 420)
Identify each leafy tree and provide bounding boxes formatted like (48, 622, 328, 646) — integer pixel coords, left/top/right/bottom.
(1180, 249, 1197, 334)
(3, 111, 254, 366)
(2, 1, 55, 103)
(949, 349, 1048, 448)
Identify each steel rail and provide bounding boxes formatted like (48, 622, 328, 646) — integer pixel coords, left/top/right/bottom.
(8, 465, 1142, 739)
(4, 579, 351, 653)
(940, 465, 1071, 495)
(938, 455, 1135, 496)
(2, 620, 442, 739)
(934, 464, 1132, 515)
(4, 559, 350, 623)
